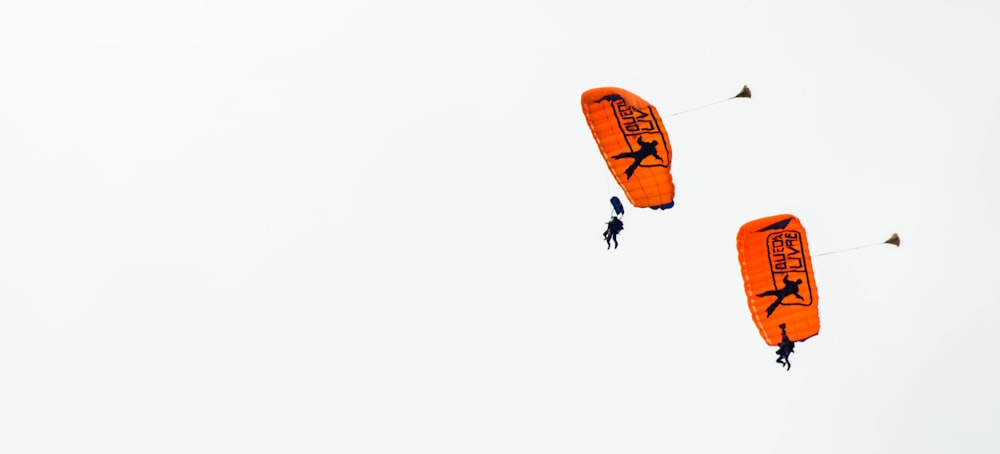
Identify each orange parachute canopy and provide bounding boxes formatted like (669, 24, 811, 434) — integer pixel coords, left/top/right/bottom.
(736, 214, 819, 346)
(581, 87, 674, 210)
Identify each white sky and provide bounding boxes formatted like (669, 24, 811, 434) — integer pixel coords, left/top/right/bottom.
(2, 1, 999, 453)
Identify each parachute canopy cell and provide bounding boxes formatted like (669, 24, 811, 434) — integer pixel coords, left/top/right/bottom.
(581, 87, 674, 210)
(737, 214, 820, 346)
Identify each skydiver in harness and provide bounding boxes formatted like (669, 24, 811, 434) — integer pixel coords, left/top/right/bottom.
(602, 197, 625, 249)
(775, 323, 795, 371)
(603, 216, 624, 249)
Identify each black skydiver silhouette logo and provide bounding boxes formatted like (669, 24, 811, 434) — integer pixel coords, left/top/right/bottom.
(611, 136, 668, 178)
(756, 274, 805, 317)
